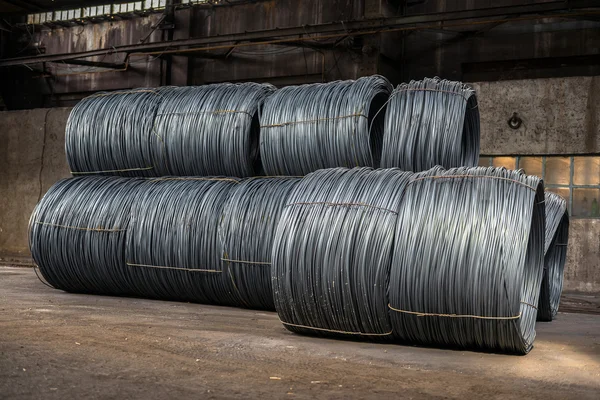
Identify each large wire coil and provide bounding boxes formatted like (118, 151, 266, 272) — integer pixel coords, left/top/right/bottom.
(29, 176, 146, 294)
(388, 166, 545, 354)
(219, 177, 300, 310)
(260, 76, 393, 175)
(381, 77, 480, 172)
(154, 83, 275, 177)
(537, 191, 569, 321)
(65, 89, 166, 177)
(271, 168, 413, 338)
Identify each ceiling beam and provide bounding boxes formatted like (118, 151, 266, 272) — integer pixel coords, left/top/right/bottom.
(0, 0, 598, 67)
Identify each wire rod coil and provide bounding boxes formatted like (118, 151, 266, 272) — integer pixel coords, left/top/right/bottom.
(154, 83, 275, 177)
(537, 191, 569, 321)
(125, 177, 241, 304)
(260, 76, 393, 176)
(65, 88, 166, 177)
(271, 167, 413, 338)
(219, 177, 300, 310)
(381, 77, 480, 172)
(29, 176, 146, 294)
(388, 166, 544, 354)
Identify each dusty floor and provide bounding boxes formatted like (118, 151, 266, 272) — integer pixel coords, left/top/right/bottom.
(0, 267, 599, 399)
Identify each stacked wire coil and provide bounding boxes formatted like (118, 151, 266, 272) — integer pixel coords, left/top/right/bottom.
(29, 177, 145, 294)
(66, 89, 166, 177)
(154, 83, 275, 177)
(388, 167, 545, 354)
(125, 177, 241, 304)
(219, 177, 300, 310)
(271, 168, 412, 338)
(260, 76, 393, 175)
(381, 77, 480, 172)
(537, 191, 569, 321)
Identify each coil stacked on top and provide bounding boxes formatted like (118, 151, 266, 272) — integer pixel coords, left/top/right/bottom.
(29, 177, 145, 294)
(219, 177, 300, 310)
(388, 166, 544, 354)
(537, 191, 569, 321)
(125, 177, 241, 305)
(271, 168, 412, 338)
(154, 83, 276, 177)
(66, 89, 166, 177)
(260, 76, 393, 176)
(381, 77, 480, 172)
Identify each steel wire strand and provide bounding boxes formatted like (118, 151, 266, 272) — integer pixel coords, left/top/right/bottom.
(537, 191, 569, 321)
(218, 177, 300, 310)
(260, 75, 393, 176)
(125, 178, 244, 305)
(28, 176, 146, 294)
(381, 77, 480, 172)
(154, 83, 276, 177)
(65, 88, 167, 177)
(271, 167, 413, 338)
(388, 166, 545, 354)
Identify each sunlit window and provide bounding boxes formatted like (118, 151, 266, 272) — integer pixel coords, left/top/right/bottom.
(480, 155, 600, 218)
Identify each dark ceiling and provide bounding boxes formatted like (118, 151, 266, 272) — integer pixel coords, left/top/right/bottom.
(0, 1, 123, 15)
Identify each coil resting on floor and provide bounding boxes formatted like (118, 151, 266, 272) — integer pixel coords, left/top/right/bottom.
(65, 84, 274, 177)
(537, 191, 569, 321)
(381, 77, 480, 172)
(29, 177, 145, 294)
(260, 76, 393, 175)
(219, 177, 300, 310)
(271, 168, 412, 338)
(388, 167, 544, 354)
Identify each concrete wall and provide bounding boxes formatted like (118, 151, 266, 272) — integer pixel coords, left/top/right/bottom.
(0, 108, 71, 262)
(0, 75, 599, 292)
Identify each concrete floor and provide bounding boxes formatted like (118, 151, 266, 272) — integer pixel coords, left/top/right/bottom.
(1, 267, 599, 399)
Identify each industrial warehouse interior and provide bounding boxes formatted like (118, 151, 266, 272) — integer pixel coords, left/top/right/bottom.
(0, 0, 599, 399)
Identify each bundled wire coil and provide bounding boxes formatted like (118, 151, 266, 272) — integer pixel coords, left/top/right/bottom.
(219, 177, 300, 310)
(388, 166, 545, 354)
(154, 83, 276, 177)
(29, 176, 146, 294)
(537, 191, 569, 321)
(260, 76, 393, 175)
(271, 167, 413, 338)
(125, 177, 241, 304)
(66, 89, 166, 177)
(381, 77, 480, 172)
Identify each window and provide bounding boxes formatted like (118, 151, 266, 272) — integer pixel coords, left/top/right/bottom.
(480, 155, 600, 219)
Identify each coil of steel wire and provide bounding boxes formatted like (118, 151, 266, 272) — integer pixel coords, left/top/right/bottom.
(65, 88, 166, 177)
(154, 83, 276, 177)
(381, 77, 480, 172)
(218, 177, 300, 310)
(271, 167, 413, 338)
(388, 166, 545, 354)
(260, 76, 393, 176)
(537, 191, 569, 321)
(125, 177, 242, 304)
(29, 176, 146, 294)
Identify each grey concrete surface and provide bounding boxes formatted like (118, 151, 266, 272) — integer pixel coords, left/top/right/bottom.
(0, 266, 599, 399)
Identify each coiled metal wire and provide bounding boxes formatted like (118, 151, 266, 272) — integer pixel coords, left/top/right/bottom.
(271, 167, 413, 338)
(537, 191, 569, 321)
(66, 83, 274, 177)
(219, 177, 300, 310)
(125, 177, 241, 304)
(388, 166, 545, 354)
(381, 77, 480, 172)
(260, 76, 393, 175)
(66, 88, 166, 177)
(154, 83, 275, 177)
(29, 176, 146, 294)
